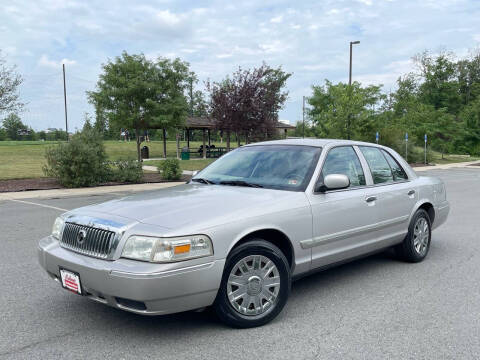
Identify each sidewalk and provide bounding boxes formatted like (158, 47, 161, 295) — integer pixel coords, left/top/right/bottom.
(0, 181, 184, 201)
(414, 160, 480, 171)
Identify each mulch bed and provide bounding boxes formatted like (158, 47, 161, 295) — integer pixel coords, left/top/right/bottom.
(0, 173, 189, 193)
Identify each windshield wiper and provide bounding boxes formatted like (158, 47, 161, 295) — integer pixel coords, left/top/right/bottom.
(191, 178, 216, 185)
(219, 180, 264, 188)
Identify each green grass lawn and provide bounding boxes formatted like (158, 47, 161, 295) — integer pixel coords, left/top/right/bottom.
(429, 151, 480, 165)
(0, 140, 232, 180)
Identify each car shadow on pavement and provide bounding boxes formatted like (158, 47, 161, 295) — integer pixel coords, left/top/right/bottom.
(60, 250, 401, 333)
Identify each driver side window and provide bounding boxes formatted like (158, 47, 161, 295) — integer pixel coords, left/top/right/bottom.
(319, 146, 366, 187)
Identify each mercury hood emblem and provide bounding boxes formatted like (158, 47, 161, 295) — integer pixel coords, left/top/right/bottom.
(77, 229, 87, 244)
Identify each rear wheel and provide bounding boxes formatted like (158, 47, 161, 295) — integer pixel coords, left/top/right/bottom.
(214, 239, 291, 328)
(396, 209, 432, 262)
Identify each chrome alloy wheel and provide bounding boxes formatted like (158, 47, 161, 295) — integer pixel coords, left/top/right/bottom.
(227, 255, 281, 316)
(413, 217, 430, 256)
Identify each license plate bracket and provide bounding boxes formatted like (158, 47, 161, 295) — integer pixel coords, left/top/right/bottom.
(59, 268, 83, 295)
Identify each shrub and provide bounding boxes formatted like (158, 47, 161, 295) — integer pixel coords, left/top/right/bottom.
(377, 126, 432, 164)
(158, 158, 182, 180)
(43, 128, 110, 187)
(111, 160, 143, 183)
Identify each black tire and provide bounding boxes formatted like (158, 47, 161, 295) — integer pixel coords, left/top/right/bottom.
(395, 209, 432, 263)
(214, 239, 291, 328)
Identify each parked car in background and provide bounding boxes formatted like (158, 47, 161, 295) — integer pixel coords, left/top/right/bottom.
(38, 139, 449, 327)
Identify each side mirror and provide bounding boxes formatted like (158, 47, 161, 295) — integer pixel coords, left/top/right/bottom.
(316, 174, 350, 193)
(192, 170, 199, 176)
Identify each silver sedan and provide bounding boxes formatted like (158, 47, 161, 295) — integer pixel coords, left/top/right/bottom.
(38, 139, 449, 327)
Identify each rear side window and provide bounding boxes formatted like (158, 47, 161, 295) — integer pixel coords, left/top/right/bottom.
(381, 150, 408, 181)
(359, 146, 393, 184)
(320, 146, 366, 187)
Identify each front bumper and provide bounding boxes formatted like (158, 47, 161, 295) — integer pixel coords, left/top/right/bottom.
(38, 236, 225, 315)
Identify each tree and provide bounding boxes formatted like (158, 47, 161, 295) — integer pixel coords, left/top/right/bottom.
(207, 64, 290, 149)
(93, 104, 108, 138)
(460, 98, 480, 154)
(457, 51, 480, 106)
(2, 113, 27, 140)
(191, 90, 209, 117)
(82, 113, 93, 132)
(153, 57, 191, 157)
(308, 80, 384, 140)
(414, 51, 461, 114)
(0, 50, 23, 115)
(88, 52, 191, 161)
(186, 73, 209, 117)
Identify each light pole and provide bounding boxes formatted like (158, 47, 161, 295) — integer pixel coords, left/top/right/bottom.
(63, 63, 69, 141)
(347, 40, 360, 140)
(302, 96, 306, 138)
(349, 40, 360, 86)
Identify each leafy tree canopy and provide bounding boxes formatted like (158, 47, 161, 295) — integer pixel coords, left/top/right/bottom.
(0, 50, 23, 115)
(88, 51, 191, 160)
(207, 63, 291, 145)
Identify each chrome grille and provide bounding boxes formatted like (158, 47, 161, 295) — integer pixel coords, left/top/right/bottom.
(60, 222, 116, 259)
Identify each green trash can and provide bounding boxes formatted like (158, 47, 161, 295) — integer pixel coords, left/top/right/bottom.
(181, 147, 190, 160)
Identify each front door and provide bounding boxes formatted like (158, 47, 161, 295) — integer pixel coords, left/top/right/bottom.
(304, 146, 380, 269)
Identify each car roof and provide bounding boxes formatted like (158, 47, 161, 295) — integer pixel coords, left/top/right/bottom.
(244, 138, 379, 148)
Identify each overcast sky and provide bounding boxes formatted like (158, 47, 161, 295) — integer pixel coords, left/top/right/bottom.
(2, 0, 480, 131)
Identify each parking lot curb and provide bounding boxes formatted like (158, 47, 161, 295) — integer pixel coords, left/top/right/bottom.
(0, 182, 184, 201)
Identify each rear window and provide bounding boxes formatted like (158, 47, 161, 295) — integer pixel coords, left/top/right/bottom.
(381, 150, 408, 181)
(359, 146, 393, 184)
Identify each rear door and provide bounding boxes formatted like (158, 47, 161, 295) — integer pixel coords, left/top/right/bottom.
(305, 146, 381, 269)
(357, 146, 417, 244)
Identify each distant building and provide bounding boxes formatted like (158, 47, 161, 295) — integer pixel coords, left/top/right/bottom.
(276, 119, 295, 138)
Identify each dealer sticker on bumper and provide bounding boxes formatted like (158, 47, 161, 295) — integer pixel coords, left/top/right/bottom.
(60, 268, 82, 295)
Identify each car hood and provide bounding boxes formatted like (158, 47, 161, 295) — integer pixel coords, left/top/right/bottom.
(70, 184, 302, 231)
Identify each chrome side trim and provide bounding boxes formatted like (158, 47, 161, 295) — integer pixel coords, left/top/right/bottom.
(110, 261, 216, 279)
(300, 215, 409, 249)
(436, 203, 449, 211)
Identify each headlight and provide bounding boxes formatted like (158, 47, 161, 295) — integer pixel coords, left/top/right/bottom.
(122, 235, 213, 263)
(51, 217, 65, 240)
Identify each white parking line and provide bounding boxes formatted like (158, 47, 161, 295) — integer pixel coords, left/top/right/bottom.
(9, 199, 68, 212)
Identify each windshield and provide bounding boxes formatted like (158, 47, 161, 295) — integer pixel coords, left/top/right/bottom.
(192, 145, 322, 191)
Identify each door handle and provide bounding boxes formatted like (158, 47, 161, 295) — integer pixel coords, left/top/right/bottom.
(365, 196, 377, 203)
(408, 190, 416, 196)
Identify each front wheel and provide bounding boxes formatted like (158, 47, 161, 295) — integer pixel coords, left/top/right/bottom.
(395, 209, 432, 262)
(214, 240, 291, 328)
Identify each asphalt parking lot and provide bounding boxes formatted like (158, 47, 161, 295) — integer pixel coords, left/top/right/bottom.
(1, 168, 480, 359)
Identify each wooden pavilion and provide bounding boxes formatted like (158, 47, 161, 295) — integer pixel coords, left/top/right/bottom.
(184, 117, 296, 159)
